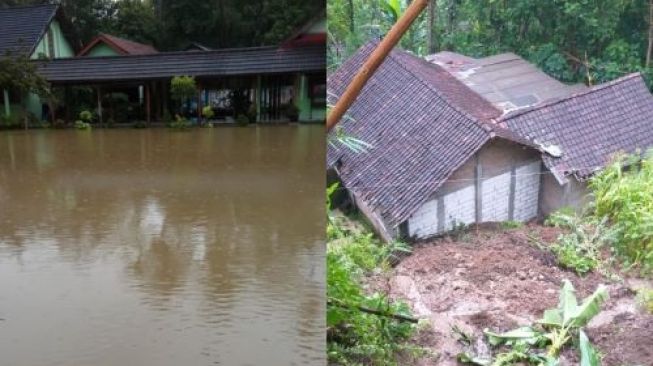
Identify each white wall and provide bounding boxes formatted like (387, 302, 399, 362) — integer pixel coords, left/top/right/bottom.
(407, 140, 542, 239)
(481, 171, 511, 222)
(513, 161, 541, 221)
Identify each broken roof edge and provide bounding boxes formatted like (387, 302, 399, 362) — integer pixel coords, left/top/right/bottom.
(387, 46, 501, 122)
(498, 72, 644, 122)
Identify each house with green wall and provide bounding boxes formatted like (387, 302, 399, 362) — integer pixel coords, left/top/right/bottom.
(0, 4, 76, 121)
(2, 4, 326, 125)
(77, 34, 159, 57)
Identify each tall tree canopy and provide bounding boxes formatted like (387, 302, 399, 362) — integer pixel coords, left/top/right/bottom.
(0, 0, 322, 50)
(328, 0, 653, 87)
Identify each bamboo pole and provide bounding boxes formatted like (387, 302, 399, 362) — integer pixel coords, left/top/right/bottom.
(326, 0, 429, 132)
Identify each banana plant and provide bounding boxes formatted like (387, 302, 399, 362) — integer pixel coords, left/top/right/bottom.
(380, 0, 403, 23)
(460, 280, 607, 366)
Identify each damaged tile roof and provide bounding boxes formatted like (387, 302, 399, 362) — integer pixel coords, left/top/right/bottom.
(0, 4, 58, 56)
(499, 73, 653, 182)
(327, 43, 527, 227)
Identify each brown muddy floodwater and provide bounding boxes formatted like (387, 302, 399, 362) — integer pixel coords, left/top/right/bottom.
(0, 126, 325, 366)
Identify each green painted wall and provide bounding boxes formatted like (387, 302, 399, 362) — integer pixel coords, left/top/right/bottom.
(31, 20, 74, 60)
(85, 43, 121, 57)
(296, 73, 326, 122)
(7, 20, 76, 120)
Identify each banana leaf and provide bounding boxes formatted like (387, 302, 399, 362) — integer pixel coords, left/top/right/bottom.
(484, 326, 542, 346)
(579, 330, 601, 366)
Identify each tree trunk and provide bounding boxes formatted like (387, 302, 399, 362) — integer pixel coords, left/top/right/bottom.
(646, 0, 653, 67)
(427, 0, 437, 54)
(348, 0, 355, 33)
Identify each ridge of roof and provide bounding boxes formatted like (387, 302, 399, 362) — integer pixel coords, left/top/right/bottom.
(386, 51, 487, 130)
(0, 3, 56, 11)
(499, 72, 643, 121)
(387, 47, 501, 123)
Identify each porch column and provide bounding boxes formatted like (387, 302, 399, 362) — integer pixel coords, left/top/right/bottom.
(197, 81, 202, 123)
(96, 86, 103, 126)
(256, 75, 262, 123)
(3, 89, 10, 117)
(145, 83, 151, 125)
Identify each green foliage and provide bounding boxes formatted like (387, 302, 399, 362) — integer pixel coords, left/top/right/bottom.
(79, 110, 94, 123)
(327, 211, 419, 365)
(168, 114, 190, 130)
(329, 0, 653, 89)
(132, 120, 148, 129)
(589, 151, 653, 272)
(636, 288, 653, 314)
(500, 221, 523, 230)
(170, 76, 196, 103)
(464, 280, 608, 366)
(0, 53, 51, 98)
(201, 105, 214, 119)
(74, 120, 91, 130)
(236, 114, 249, 127)
(546, 210, 614, 275)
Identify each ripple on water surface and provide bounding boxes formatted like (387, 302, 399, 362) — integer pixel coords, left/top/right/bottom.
(0, 128, 325, 366)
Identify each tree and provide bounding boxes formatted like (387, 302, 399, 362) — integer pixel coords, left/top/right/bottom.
(0, 53, 51, 128)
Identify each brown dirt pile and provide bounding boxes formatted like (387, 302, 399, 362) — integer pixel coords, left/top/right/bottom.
(379, 224, 653, 366)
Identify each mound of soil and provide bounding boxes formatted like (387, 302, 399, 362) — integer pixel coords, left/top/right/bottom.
(377, 224, 653, 366)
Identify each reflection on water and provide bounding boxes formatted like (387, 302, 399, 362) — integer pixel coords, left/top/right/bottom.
(0, 127, 325, 366)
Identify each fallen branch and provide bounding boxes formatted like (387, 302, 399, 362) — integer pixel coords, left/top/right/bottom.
(328, 297, 419, 323)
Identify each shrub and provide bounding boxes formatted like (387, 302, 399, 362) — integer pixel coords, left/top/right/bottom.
(327, 207, 418, 365)
(74, 120, 91, 130)
(132, 120, 148, 129)
(201, 105, 214, 119)
(236, 114, 249, 126)
(636, 288, 653, 313)
(546, 210, 614, 275)
(589, 151, 653, 272)
(79, 110, 94, 123)
(168, 114, 190, 130)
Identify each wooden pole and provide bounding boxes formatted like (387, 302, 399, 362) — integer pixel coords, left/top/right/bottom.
(326, 0, 428, 132)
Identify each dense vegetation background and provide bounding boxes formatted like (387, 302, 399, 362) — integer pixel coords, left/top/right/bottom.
(0, 0, 323, 50)
(328, 0, 653, 87)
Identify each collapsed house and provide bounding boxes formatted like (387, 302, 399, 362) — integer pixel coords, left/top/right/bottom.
(327, 43, 653, 241)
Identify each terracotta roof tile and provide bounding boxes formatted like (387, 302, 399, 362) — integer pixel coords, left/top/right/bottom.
(501, 73, 653, 180)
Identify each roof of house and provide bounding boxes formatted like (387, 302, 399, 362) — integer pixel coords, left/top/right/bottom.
(327, 43, 533, 227)
(281, 10, 326, 47)
(77, 33, 158, 56)
(427, 51, 587, 112)
(499, 73, 653, 182)
(0, 4, 59, 56)
(37, 45, 325, 83)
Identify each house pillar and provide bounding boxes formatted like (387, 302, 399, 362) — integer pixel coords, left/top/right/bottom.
(197, 81, 202, 123)
(96, 86, 103, 126)
(3, 89, 10, 117)
(145, 83, 151, 125)
(256, 75, 262, 122)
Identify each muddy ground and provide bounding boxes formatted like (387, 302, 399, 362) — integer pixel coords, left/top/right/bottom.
(372, 224, 653, 366)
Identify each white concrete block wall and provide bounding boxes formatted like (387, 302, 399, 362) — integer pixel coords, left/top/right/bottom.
(407, 198, 438, 238)
(481, 172, 511, 222)
(513, 161, 541, 221)
(443, 185, 476, 231)
(406, 161, 542, 239)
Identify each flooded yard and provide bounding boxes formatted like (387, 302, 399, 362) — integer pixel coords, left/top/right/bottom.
(0, 127, 325, 366)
